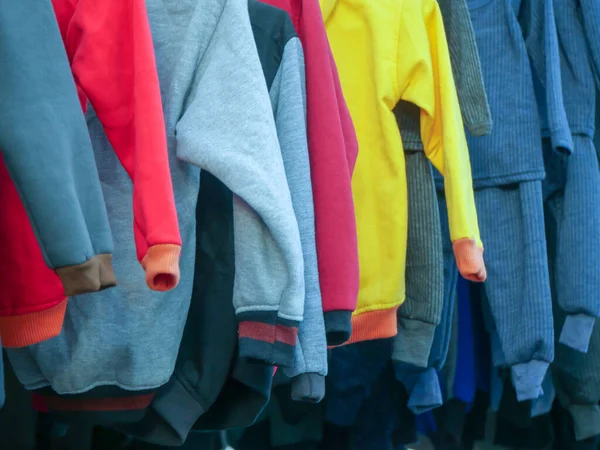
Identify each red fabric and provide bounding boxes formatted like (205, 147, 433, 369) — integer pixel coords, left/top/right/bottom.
(260, 0, 359, 315)
(51, 0, 181, 263)
(0, 155, 65, 318)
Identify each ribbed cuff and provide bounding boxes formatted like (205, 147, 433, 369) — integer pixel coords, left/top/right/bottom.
(510, 360, 549, 402)
(466, 119, 493, 137)
(406, 368, 443, 415)
(237, 311, 299, 368)
(452, 239, 486, 282)
(324, 311, 352, 346)
(55, 253, 116, 296)
(0, 297, 68, 347)
(141, 244, 181, 291)
(569, 404, 600, 441)
(559, 313, 596, 353)
(392, 318, 436, 368)
(290, 373, 325, 403)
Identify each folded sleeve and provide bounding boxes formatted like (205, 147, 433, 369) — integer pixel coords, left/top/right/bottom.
(175, 0, 305, 368)
(55, 0, 182, 291)
(396, 0, 485, 282)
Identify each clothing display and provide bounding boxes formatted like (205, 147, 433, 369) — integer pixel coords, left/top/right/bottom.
(1, 0, 600, 449)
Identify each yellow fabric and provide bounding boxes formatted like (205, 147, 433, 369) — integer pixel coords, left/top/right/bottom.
(320, 0, 481, 317)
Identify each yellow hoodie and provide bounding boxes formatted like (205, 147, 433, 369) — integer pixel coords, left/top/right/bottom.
(320, 0, 485, 344)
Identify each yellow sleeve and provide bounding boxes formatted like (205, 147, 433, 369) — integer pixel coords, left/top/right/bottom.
(395, 0, 482, 249)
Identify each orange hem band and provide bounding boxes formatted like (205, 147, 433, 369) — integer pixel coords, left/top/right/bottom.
(0, 298, 68, 348)
(344, 306, 399, 345)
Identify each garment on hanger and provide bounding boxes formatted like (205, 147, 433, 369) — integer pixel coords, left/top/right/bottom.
(0, 0, 115, 298)
(6, 0, 297, 422)
(248, 0, 327, 402)
(393, 150, 443, 368)
(321, 0, 483, 345)
(260, 0, 360, 346)
(51, 0, 182, 291)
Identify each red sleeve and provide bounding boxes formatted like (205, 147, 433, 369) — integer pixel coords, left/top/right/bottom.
(52, 0, 182, 291)
(298, 0, 360, 344)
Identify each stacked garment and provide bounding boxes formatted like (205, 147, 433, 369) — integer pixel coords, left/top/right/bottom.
(6, 0, 302, 425)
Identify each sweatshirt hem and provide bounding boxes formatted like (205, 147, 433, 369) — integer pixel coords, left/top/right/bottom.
(237, 310, 299, 367)
(323, 310, 352, 345)
(0, 297, 68, 347)
(345, 306, 398, 345)
(55, 253, 116, 296)
(34, 389, 156, 425)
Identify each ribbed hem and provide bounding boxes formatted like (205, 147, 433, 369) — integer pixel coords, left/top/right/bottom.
(392, 318, 436, 368)
(117, 376, 208, 446)
(345, 307, 398, 345)
(323, 310, 352, 346)
(0, 297, 68, 347)
(38, 392, 155, 425)
(452, 239, 486, 282)
(237, 310, 299, 368)
(55, 253, 116, 296)
(559, 313, 596, 353)
(510, 360, 549, 402)
(290, 373, 325, 403)
(569, 404, 600, 441)
(141, 244, 181, 291)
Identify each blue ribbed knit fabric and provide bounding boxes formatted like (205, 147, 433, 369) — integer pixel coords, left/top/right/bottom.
(475, 182, 554, 401)
(393, 195, 458, 414)
(521, 0, 572, 152)
(545, 0, 600, 352)
(448, 0, 544, 188)
(543, 136, 600, 353)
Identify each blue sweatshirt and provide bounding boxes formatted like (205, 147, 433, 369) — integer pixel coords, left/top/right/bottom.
(0, 0, 115, 294)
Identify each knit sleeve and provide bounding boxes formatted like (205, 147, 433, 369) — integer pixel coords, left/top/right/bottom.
(519, 0, 572, 152)
(57, 0, 182, 291)
(275, 37, 328, 399)
(396, 0, 485, 282)
(175, 0, 305, 368)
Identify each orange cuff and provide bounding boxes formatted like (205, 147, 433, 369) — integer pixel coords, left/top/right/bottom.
(141, 244, 181, 291)
(453, 238, 486, 282)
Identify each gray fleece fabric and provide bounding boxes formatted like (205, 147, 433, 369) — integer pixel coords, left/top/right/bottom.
(7, 0, 301, 397)
(0, 0, 114, 291)
(249, 0, 327, 401)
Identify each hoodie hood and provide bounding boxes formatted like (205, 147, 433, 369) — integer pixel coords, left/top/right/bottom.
(320, 0, 337, 22)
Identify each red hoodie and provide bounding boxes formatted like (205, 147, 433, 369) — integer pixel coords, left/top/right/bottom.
(0, 0, 181, 348)
(260, 0, 359, 345)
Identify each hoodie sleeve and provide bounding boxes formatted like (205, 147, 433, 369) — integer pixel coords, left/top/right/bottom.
(175, 0, 305, 369)
(52, 0, 182, 292)
(298, 0, 360, 345)
(274, 37, 328, 401)
(397, 0, 485, 283)
(519, 0, 573, 152)
(0, 0, 116, 296)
